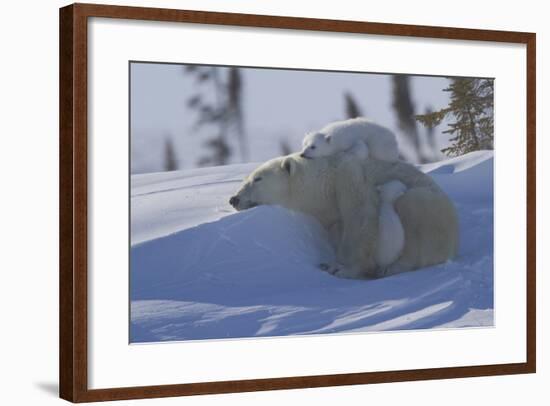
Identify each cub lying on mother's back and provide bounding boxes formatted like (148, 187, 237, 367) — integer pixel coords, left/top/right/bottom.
(300, 117, 399, 162)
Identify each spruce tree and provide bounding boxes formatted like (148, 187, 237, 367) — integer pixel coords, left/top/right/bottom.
(423, 106, 438, 159)
(163, 136, 178, 171)
(391, 75, 428, 163)
(343, 91, 363, 119)
(415, 78, 494, 157)
(184, 66, 247, 166)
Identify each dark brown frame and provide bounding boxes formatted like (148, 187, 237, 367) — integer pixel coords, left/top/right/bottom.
(59, 2, 536, 402)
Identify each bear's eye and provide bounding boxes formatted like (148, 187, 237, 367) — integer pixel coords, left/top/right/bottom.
(310, 146, 316, 150)
(253, 177, 262, 182)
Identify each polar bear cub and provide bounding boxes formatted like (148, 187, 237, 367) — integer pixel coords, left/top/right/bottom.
(376, 180, 407, 269)
(300, 117, 399, 162)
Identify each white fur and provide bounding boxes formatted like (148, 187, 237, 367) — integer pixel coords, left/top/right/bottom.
(301, 117, 399, 162)
(376, 180, 407, 269)
(231, 152, 458, 279)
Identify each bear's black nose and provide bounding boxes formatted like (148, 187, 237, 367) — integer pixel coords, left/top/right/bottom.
(229, 196, 239, 207)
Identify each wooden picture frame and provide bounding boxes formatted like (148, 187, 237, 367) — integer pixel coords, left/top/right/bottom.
(59, 3, 536, 402)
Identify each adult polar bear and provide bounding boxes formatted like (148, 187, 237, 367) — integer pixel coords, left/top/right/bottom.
(229, 152, 459, 279)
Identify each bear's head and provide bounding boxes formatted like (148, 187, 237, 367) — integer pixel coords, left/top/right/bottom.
(300, 132, 331, 159)
(229, 155, 299, 211)
(230, 153, 343, 228)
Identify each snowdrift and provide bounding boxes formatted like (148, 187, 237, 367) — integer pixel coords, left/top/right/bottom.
(130, 151, 494, 342)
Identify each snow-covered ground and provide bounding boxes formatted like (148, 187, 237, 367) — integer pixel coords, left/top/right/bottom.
(130, 151, 494, 343)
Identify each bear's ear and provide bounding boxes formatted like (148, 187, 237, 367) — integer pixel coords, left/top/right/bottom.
(281, 157, 295, 176)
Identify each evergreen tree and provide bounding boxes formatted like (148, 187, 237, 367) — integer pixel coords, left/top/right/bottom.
(163, 136, 178, 171)
(391, 75, 429, 163)
(197, 136, 230, 167)
(343, 91, 363, 119)
(415, 78, 494, 157)
(184, 66, 247, 166)
(227, 68, 249, 162)
(423, 106, 439, 160)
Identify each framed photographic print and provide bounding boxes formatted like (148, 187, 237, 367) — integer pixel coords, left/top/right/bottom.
(59, 3, 536, 402)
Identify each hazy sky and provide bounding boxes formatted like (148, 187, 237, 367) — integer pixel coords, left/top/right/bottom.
(130, 62, 451, 173)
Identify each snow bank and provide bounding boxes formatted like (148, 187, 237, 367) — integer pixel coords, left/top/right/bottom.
(130, 151, 494, 342)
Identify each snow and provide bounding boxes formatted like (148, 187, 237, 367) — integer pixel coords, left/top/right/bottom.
(130, 151, 494, 343)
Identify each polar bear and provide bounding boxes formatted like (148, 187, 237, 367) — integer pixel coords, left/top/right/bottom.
(229, 151, 459, 279)
(300, 117, 399, 162)
(376, 180, 407, 272)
